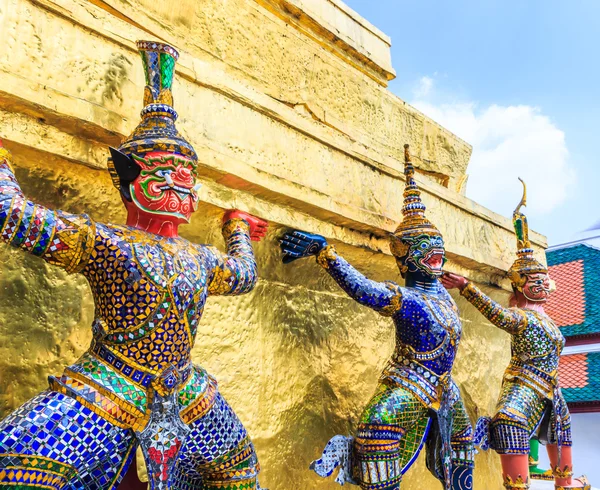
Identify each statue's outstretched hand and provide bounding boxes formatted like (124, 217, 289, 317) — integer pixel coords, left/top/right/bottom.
(441, 272, 468, 291)
(280, 230, 327, 264)
(223, 210, 268, 241)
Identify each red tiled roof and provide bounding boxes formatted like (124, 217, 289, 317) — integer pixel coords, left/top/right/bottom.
(546, 260, 585, 328)
(559, 351, 600, 405)
(559, 353, 588, 388)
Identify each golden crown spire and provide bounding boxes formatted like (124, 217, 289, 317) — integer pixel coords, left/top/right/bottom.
(507, 178, 547, 288)
(389, 145, 442, 258)
(513, 178, 531, 251)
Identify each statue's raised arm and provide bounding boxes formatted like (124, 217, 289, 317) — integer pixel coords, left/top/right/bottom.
(442, 272, 528, 335)
(0, 143, 96, 273)
(207, 209, 267, 296)
(281, 229, 402, 315)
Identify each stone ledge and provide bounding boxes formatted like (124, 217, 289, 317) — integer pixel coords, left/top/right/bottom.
(47, 0, 471, 184)
(0, 105, 547, 285)
(0, 0, 547, 284)
(255, 0, 396, 86)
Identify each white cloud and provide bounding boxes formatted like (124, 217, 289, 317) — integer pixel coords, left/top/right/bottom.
(412, 96, 575, 219)
(413, 76, 434, 99)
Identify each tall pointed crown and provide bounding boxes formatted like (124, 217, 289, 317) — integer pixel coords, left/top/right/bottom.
(390, 145, 442, 257)
(108, 41, 197, 188)
(507, 178, 547, 287)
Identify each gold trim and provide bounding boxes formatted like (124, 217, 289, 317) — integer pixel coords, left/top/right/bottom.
(555, 475, 591, 490)
(60, 370, 145, 419)
(378, 281, 402, 317)
(503, 474, 530, 489)
(552, 465, 574, 479)
(316, 244, 337, 269)
(0, 147, 14, 172)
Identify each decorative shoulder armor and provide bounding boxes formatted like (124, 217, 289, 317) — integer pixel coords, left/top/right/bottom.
(378, 281, 403, 317)
(44, 212, 97, 274)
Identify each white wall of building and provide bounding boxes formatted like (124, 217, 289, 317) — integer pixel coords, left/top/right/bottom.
(537, 412, 600, 484)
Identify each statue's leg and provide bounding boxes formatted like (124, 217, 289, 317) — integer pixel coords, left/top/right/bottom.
(490, 381, 546, 490)
(172, 389, 260, 490)
(544, 392, 588, 488)
(353, 383, 429, 490)
(449, 397, 474, 490)
(0, 390, 136, 489)
(528, 436, 553, 480)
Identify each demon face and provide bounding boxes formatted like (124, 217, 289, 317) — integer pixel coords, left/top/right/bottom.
(129, 151, 200, 223)
(399, 234, 446, 278)
(521, 272, 552, 303)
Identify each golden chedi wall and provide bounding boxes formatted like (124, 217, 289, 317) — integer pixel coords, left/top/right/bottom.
(0, 0, 548, 488)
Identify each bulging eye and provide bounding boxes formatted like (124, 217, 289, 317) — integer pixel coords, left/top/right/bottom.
(421, 242, 428, 249)
(155, 169, 172, 178)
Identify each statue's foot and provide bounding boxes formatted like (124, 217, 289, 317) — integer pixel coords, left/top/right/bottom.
(555, 475, 591, 489)
(530, 468, 554, 481)
(309, 435, 356, 486)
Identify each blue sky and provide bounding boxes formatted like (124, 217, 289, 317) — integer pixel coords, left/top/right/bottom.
(344, 0, 600, 246)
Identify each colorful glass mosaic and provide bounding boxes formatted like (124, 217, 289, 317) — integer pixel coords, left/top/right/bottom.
(460, 257, 571, 454)
(282, 146, 473, 490)
(448, 180, 590, 490)
(0, 40, 265, 490)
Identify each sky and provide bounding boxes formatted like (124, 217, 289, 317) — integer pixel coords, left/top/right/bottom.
(343, 0, 600, 246)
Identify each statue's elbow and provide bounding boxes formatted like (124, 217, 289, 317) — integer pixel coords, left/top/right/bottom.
(233, 264, 258, 295)
(246, 269, 259, 292)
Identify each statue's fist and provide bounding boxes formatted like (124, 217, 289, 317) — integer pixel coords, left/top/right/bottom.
(223, 210, 268, 242)
(280, 230, 327, 264)
(441, 272, 468, 291)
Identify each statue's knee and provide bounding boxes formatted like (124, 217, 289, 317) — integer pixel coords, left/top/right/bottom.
(451, 420, 474, 443)
(490, 411, 523, 432)
(489, 414, 530, 454)
(356, 423, 404, 443)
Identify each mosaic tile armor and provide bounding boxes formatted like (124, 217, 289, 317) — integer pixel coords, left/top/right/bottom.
(0, 40, 264, 490)
(442, 180, 591, 490)
(283, 146, 473, 490)
(461, 282, 571, 454)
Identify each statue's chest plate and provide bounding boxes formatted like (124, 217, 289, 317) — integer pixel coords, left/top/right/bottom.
(90, 227, 211, 343)
(422, 294, 461, 339)
(515, 311, 565, 364)
(395, 289, 461, 358)
(132, 241, 208, 316)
